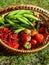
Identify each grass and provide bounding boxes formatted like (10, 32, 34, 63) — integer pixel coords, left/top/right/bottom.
(0, 0, 49, 65)
(0, 0, 49, 11)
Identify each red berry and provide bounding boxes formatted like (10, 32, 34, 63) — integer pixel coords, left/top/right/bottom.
(30, 39, 37, 45)
(31, 30, 37, 36)
(2, 33, 8, 41)
(35, 34, 44, 43)
(21, 34, 31, 42)
(15, 34, 18, 38)
(7, 33, 18, 44)
(3, 28, 9, 33)
(0, 28, 9, 43)
(0, 28, 3, 32)
(8, 43, 19, 49)
(14, 43, 19, 49)
(21, 37, 26, 42)
(39, 27, 45, 33)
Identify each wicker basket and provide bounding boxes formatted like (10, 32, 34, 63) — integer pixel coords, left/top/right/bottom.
(0, 4, 49, 54)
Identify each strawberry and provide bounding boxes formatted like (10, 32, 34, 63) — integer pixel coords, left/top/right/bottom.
(2, 33, 8, 43)
(7, 33, 18, 44)
(8, 43, 19, 49)
(0, 28, 3, 32)
(21, 34, 31, 42)
(3, 28, 9, 33)
(0, 28, 3, 39)
(30, 39, 37, 45)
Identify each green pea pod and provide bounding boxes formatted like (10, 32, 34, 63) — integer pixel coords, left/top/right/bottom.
(5, 18, 23, 29)
(19, 24, 32, 29)
(14, 27, 25, 33)
(23, 14, 39, 22)
(6, 15, 35, 29)
(11, 19, 20, 23)
(23, 17, 35, 29)
(11, 19, 33, 29)
(16, 10, 33, 15)
(14, 15, 35, 29)
(17, 15, 35, 29)
(0, 15, 5, 24)
(7, 15, 21, 19)
(5, 19, 18, 28)
(3, 24, 10, 27)
(17, 17, 35, 29)
(20, 16, 35, 29)
(7, 14, 20, 19)
(7, 10, 33, 19)
(15, 16, 29, 25)
(6, 18, 15, 25)
(7, 10, 20, 17)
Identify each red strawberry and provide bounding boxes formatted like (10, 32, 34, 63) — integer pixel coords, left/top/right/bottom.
(8, 43, 19, 49)
(2, 33, 8, 43)
(21, 34, 31, 42)
(7, 33, 18, 44)
(0, 28, 3, 39)
(0, 28, 3, 32)
(3, 28, 9, 33)
(15, 34, 18, 38)
(30, 39, 37, 45)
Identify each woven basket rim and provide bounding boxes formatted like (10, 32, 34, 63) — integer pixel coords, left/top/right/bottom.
(0, 4, 49, 53)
